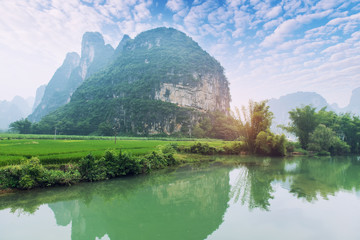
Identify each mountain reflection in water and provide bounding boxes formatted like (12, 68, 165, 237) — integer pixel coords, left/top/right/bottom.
(0, 156, 360, 240)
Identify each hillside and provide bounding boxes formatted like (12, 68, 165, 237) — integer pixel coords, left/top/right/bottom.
(35, 27, 230, 136)
(29, 32, 115, 122)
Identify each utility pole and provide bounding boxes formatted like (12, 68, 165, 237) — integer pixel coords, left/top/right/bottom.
(113, 118, 120, 144)
(54, 127, 57, 140)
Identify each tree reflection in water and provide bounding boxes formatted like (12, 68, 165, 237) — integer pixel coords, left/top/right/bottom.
(1, 156, 360, 239)
(227, 155, 360, 210)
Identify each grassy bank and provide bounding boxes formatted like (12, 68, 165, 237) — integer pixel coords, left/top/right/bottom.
(0, 134, 225, 167)
(0, 134, 240, 190)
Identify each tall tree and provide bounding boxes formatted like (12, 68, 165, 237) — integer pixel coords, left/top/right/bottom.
(235, 100, 273, 153)
(9, 118, 32, 134)
(286, 105, 318, 149)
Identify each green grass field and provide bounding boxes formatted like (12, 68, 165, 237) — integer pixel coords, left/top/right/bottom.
(0, 134, 225, 166)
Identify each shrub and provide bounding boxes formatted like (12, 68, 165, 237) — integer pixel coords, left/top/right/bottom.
(255, 130, 287, 156)
(184, 142, 217, 155)
(78, 151, 142, 181)
(223, 142, 246, 154)
(117, 151, 142, 176)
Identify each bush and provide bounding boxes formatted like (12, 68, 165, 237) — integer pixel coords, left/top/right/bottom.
(317, 151, 331, 156)
(117, 151, 142, 176)
(78, 151, 142, 181)
(255, 131, 287, 156)
(140, 151, 178, 173)
(184, 142, 217, 155)
(223, 142, 246, 154)
(0, 158, 81, 189)
(330, 137, 351, 155)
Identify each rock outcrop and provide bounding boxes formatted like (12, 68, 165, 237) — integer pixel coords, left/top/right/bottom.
(345, 87, 360, 115)
(154, 72, 230, 112)
(32, 84, 46, 112)
(29, 32, 115, 122)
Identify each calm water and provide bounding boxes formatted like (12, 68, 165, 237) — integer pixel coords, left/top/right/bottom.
(1, 156, 360, 240)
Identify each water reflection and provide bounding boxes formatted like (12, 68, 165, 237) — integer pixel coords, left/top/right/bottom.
(225, 155, 360, 209)
(0, 165, 231, 240)
(1, 156, 360, 239)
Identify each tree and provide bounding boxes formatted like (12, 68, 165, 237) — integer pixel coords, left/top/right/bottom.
(255, 130, 287, 156)
(9, 118, 32, 134)
(235, 100, 273, 153)
(308, 124, 350, 155)
(192, 111, 239, 140)
(338, 114, 360, 154)
(286, 105, 318, 149)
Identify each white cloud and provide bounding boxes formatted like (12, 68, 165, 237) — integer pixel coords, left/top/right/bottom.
(166, 0, 186, 12)
(265, 5, 282, 19)
(314, 0, 346, 10)
(261, 19, 298, 47)
(0, 0, 156, 101)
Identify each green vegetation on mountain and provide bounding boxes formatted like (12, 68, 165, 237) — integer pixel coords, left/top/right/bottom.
(30, 28, 229, 136)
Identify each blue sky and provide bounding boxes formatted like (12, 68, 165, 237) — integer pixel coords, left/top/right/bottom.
(1, 0, 360, 108)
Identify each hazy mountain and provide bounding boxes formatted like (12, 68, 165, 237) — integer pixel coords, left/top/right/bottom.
(29, 32, 115, 122)
(345, 87, 360, 115)
(32, 84, 46, 111)
(36, 27, 230, 136)
(268, 92, 332, 132)
(0, 96, 33, 130)
(268, 90, 360, 134)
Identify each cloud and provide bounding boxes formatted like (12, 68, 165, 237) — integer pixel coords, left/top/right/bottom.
(261, 19, 298, 47)
(166, 0, 186, 12)
(265, 5, 282, 19)
(0, 0, 156, 101)
(313, 0, 346, 10)
(183, 0, 219, 35)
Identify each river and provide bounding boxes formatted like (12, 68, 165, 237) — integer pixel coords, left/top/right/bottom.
(0, 155, 360, 240)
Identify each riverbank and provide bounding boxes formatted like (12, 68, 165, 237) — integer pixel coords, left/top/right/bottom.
(0, 139, 244, 190)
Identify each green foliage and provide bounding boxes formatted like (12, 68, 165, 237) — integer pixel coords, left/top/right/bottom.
(255, 130, 287, 156)
(331, 137, 351, 155)
(32, 28, 229, 137)
(308, 124, 350, 155)
(286, 105, 359, 154)
(9, 118, 32, 134)
(222, 142, 247, 154)
(140, 151, 177, 172)
(0, 137, 219, 167)
(193, 111, 239, 140)
(235, 100, 274, 153)
(286, 105, 318, 149)
(183, 142, 218, 155)
(0, 157, 81, 189)
(78, 150, 178, 181)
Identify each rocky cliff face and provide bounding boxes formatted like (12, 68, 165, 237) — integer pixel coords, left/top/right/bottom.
(155, 72, 230, 112)
(29, 32, 115, 122)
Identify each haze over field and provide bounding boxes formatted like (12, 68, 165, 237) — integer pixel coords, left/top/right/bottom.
(0, 0, 360, 108)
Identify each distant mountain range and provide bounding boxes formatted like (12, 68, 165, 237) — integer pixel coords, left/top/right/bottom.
(0, 96, 34, 130)
(268, 89, 360, 131)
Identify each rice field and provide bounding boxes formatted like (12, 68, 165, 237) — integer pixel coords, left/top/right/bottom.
(0, 134, 225, 166)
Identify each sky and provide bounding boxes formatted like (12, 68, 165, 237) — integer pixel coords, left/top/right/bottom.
(0, 0, 360, 108)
